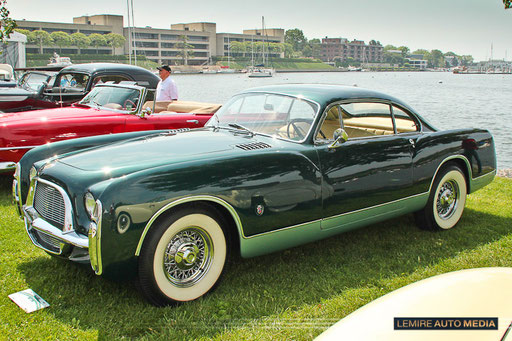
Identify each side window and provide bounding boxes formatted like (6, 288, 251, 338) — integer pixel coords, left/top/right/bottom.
(92, 74, 132, 87)
(56, 73, 89, 92)
(392, 105, 419, 133)
(340, 102, 394, 138)
(316, 105, 341, 142)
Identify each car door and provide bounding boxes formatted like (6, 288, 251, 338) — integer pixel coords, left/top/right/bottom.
(314, 101, 420, 230)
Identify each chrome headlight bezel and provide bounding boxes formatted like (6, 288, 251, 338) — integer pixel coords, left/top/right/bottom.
(84, 192, 102, 223)
(29, 166, 37, 182)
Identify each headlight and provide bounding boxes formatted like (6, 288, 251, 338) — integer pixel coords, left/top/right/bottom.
(84, 192, 102, 223)
(29, 166, 37, 182)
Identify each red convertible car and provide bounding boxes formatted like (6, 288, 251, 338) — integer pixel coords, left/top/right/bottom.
(0, 83, 220, 172)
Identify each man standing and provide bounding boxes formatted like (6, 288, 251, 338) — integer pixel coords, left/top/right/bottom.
(156, 65, 178, 101)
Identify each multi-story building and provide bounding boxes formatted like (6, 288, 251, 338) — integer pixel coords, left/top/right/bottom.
(16, 14, 284, 65)
(320, 37, 383, 63)
(216, 29, 284, 60)
(17, 15, 123, 55)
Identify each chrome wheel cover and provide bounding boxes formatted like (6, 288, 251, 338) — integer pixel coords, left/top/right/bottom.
(436, 179, 459, 220)
(163, 227, 213, 288)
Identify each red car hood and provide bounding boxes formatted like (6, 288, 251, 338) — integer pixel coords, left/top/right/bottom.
(0, 105, 115, 123)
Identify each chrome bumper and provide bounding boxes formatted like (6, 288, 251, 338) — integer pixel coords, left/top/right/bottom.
(23, 205, 89, 254)
(0, 161, 16, 173)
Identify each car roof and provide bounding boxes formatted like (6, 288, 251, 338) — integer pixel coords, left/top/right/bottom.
(60, 63, 152, 75)
(242, 84, 414, 111)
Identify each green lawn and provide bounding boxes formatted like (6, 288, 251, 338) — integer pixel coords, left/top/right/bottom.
(0, 175, 510, 340)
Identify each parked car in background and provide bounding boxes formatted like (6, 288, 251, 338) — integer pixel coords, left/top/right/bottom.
(0, 63, 160, 113)
(0, 82, 220, 172)
(13, 84, 496, 306)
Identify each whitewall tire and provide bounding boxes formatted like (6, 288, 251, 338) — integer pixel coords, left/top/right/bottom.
(415, 165, 467, 231)
(138, 207, 227, 306)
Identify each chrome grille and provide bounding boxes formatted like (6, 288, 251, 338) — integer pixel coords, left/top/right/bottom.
(30, 229, 62, 254)
(33, 181, 66, 229)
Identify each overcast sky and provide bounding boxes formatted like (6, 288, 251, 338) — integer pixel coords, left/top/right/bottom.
(10, 0, 512, 61)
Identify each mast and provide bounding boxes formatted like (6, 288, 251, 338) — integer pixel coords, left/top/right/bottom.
(262, 16, 265, 65)
(131, 0, 137, 65)
(126, 0, 132, 64)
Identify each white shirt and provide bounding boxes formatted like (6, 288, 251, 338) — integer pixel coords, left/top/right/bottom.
(156, 76, 178, 101)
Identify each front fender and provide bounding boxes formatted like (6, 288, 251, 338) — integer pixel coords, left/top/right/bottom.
(18, 130, 167, 202)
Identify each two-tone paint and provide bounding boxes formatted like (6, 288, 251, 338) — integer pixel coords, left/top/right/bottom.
(14, 84, 496, 280)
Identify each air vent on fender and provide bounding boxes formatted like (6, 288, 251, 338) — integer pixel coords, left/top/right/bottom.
(235, 142, 272, 151)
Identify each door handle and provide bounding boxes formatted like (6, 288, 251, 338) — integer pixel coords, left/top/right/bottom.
(409, 139, 416, 148)
(187, 120, 199, 124)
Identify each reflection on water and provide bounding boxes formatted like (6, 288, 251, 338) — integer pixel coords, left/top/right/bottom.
(176, 72, 512, 169)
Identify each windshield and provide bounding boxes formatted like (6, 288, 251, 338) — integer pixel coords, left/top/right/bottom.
(79, 86, 142, 111)
(206, 93, 319, 141)
(19, 72, 51, 91)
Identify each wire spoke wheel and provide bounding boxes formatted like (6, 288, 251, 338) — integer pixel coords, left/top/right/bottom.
(138, 207, 227, 306)
(415, 164, 467, 231)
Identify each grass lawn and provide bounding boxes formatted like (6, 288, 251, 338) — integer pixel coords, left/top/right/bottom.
(0, 175, 510, 340)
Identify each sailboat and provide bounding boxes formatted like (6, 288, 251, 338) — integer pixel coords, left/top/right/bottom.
(248, 17, 275, 78)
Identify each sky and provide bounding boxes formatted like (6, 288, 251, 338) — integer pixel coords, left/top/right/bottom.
(9, 0, 512, 62)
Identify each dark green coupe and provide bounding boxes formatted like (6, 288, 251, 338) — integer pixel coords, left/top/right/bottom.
(13, 84, 496, 306)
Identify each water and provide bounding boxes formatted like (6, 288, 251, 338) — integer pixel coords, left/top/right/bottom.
(174, 72, 512, 170)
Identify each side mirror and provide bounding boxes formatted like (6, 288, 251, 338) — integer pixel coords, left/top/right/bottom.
(138, 107, 153, 118)
(328, 128, 349, 149)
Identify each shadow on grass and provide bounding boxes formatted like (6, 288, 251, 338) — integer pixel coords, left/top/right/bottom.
(15, 206, 511, 340)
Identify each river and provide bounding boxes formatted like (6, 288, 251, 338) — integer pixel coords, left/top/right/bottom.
(173, 71, 512, 170)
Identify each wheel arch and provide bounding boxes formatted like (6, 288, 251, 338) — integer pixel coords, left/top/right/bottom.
(428, 155, 471, 194)
(134, 196, 243, 257)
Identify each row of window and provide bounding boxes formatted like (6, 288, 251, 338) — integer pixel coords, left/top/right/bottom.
(133, 33, 209, 41)
(18, 26, 112, 35)
(134, 41, 209, 49)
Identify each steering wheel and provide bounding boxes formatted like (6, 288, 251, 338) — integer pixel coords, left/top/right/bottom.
(124, 99, 136, 110)
(287, 118, 313, 140)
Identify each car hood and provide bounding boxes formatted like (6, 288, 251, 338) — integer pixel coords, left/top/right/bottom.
(56, 129, 259, 174)
(0, 105, 113, 123)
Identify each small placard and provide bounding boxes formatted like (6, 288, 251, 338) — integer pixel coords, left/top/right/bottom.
(8, 289, 50, 313)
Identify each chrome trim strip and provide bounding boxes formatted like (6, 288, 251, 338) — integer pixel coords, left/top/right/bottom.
(134, 195, 244, 256)
(0, 146, 38, 151)
(428, 155, 472, 193)
(321, 192, 428, 224)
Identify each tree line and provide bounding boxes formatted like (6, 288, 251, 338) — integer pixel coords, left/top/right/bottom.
(14, 28, 126, 55)
(284, 28, 475, 67)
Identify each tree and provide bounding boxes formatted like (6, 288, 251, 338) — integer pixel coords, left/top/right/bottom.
(504, 0, 511, 9)
(398, 46, 410, 57)
(32, 29, 52, 53)
(70, 32, 90, 54)
(50, 31, 71, 54)
(306, 38, 322, 59)
(0, 0, 15, 42)
(174, 35, 194, 65)
(229, 41, 246, 57)
(285, 28, 307, 53)
(105, 33, 126, 55)
(283, 43, 294, 58)
(14, 28, 31, 41)
(430, 49, 444, 68)
(88, 33, 107, 54)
